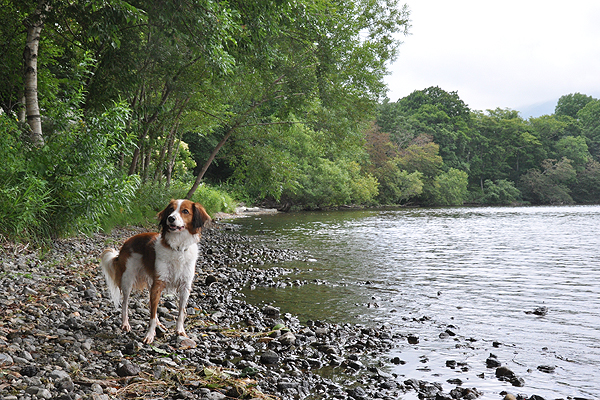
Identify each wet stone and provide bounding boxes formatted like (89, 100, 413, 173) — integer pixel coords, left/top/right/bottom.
(116, 360, 141, 377)
(260, 350, 280, 365)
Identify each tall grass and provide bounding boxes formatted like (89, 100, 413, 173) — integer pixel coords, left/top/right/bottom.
(100, 181, 237, 232)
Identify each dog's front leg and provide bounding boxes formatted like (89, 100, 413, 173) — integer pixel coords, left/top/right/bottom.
(176, 286, 191, 337)
(143, 280, 166, 344)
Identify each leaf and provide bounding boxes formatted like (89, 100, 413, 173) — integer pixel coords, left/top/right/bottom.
(150, 345, 170, 356)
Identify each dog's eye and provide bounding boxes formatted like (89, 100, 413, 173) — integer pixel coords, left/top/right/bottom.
(182, 209, 189, 214)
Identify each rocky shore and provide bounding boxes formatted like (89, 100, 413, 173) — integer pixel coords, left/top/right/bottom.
(0, 223, 553, 400)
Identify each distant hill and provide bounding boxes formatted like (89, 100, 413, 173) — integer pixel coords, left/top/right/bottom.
(517, 99, 557, 119)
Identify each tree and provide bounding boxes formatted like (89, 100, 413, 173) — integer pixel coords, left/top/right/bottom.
(469, 108, 543, 189)
(577, 99, 600, 160)
(519, 158, 576, 204)
(554, 136, 590, 171)
(395, 138, 443, 177)
(480, 179, 521, 205)
(375, 165, 423, 204)
(181, 0, 410, 200)
(427, 168, 469, 206)
(378, 86, 472, 170)
(555, 92, 595, 118)
(571, 160, 600, 203)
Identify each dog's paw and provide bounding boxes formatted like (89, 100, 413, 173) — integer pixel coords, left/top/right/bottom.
(176, 330, 188, 338)
(142, 333, 155, 344)
(121, 322, 131, 332)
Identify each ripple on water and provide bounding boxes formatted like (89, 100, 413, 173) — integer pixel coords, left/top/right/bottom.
(237, 205, 600, 399)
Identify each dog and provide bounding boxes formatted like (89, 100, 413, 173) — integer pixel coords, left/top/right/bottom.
(100, 199, 211, 344)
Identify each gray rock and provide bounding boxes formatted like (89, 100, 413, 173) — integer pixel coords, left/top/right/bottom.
(37, 388, 53, 399)
(56, 377, 75, 392)
(205, 391, 226, 400)
(279, 331, 296, 345)
(117, 360, 141, 377)
(260, 350, 280, 365)
(50, 369, 71, 381)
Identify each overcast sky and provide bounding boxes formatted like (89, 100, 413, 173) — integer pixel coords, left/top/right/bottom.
(384, 1, 600, 117)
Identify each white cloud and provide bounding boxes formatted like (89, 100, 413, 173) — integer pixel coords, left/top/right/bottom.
(385, 0, 600, 114)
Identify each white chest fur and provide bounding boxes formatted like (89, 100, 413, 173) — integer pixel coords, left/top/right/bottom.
(154, 233, 198, 291)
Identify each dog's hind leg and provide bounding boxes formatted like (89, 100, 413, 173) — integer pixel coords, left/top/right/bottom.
(143, 280, 166, 344)
(120, 284, 132, 332)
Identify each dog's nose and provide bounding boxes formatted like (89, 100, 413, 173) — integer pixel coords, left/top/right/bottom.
(168, 215, 176, 223)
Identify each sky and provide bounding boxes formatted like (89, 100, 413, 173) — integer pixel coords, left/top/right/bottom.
(384, 0, 600, 117)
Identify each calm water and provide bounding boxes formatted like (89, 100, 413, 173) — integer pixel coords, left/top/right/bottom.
(232, 206, 600, 399)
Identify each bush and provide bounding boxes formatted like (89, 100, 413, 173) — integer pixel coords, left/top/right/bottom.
(426, 168, 469, 206)
(0, 102, 141, 241)
(0, 116, 54, 242)
(288, 159, 378, 208)
(481, 179, 521, 205)
(519, 158, 576, 204)
(100, 181, 237, 231)
(375, 161, 424, 205)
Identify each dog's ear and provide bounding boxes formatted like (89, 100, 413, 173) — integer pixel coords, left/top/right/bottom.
(157, 200, 175, 232)
(192, 203, 212, 231)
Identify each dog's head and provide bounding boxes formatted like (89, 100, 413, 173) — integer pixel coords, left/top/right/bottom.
(158, 199, 211, 236)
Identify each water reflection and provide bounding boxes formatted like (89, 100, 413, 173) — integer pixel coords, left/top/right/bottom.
(234, 206, 600, 399)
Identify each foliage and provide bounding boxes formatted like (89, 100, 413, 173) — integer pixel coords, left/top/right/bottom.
(577, 99, 600, 160)
(0, 101, 140, 241)
(375, 166, 424, 205)
(519, 158, 576, 205)
(289, 158, 378, 209)
(0, 117, 54, 241)
(570, 160, 600, 203)
(395, 139, 443, 177)
(554, 136, 589, 171)
(425, 168, 469, 206)
(480, 179, 521, 205)
(101, 181, 236, 231)
(555, 92, 595, 118)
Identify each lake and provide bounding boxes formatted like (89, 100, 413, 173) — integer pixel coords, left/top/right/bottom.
(231, 205, 600, 399)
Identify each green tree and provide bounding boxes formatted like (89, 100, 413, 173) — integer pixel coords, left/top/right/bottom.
(395, 139, 443, 177)
(470, 109, 543, 189)
(555, 92, 595, 118)
(519, 158, 576, 204)
(571, 160, 600, 203)
(378, 86, 472, 170)
(426, 168, 469, 206)
(480, 179, 521, 205)
(577, 99, 600, 160)
(375, 165, 423, 204)
(554, 136, 590, 171)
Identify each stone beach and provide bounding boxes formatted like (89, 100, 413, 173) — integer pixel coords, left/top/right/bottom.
(0, 220, 553, 400)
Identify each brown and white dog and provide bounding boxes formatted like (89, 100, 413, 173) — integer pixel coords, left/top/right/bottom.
(100, 199, 211, 344)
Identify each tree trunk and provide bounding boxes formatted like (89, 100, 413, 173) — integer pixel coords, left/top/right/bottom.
(166, 133, 183, 187)
(23, 5, 46, 147)
(186, 126, 235, 199)
(185, 74, 285, 199)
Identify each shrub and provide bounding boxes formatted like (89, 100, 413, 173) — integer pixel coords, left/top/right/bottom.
(289, 159, 378, 208)
(519, 158, 576, 204)
(481, 179, 521, 205)
(375, 162, 424, 205)
(0, 116, 54, 241)
(426, 168, 469, 206)
(100, 181, 237, 231)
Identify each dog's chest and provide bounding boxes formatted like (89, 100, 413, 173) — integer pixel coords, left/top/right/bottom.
(154, 241, 198, 288)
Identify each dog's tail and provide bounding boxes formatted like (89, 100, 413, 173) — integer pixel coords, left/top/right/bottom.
(100, 248, 121, 309)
